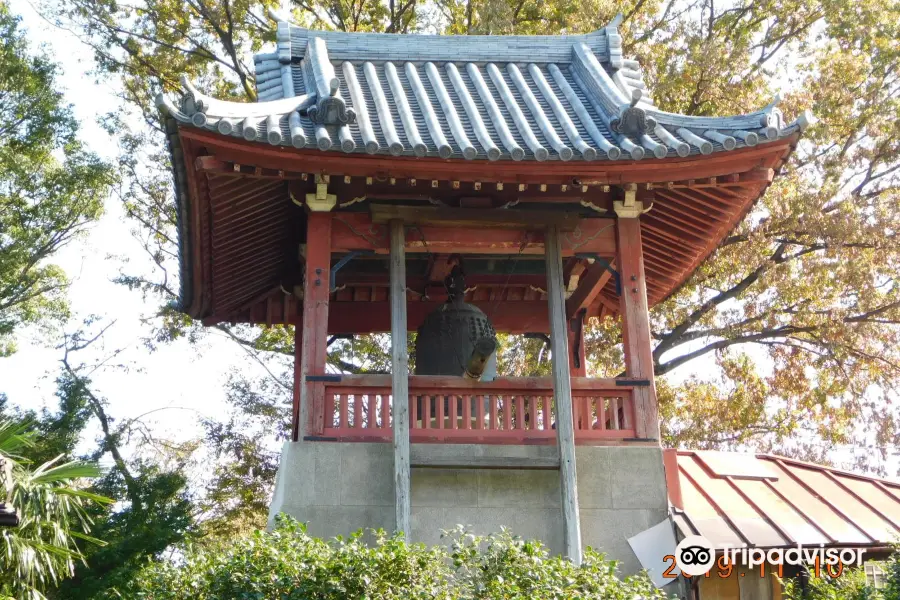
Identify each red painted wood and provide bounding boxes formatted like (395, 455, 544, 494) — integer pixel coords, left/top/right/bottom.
(368, 395, 377, 428)
(300, 212, 333, 435)
(339, 394, 348, 428)
(617, 218, 660, 440)
(320, 379, 639, 443)
(291, 323, 303, 441)
(353, 394, 362, 428)
(381, 394, 390, 429)
(567, 316, 587, 377)
(181, 128, 796, 186)
(332, 213, 616, 256)
(503, 397, 512, 431)
(515, 396, 526, 430)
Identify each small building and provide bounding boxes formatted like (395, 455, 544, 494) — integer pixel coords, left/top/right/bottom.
(157, 11, 811, 572)
(666, 450, 900, 599)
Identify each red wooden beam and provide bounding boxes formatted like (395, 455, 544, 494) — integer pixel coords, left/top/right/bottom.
(328, 300, 549, 334)
(566, 262, 615, 319)
(616, 217, 659, 440)
(331, 213, 616, 256)
(180, 128, 797, 186)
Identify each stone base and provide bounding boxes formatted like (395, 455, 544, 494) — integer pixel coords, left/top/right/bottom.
(269, 441, 668, 575)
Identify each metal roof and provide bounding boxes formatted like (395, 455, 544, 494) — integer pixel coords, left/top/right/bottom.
(665, 449, 900, 550)
(157, 13, 813, 163)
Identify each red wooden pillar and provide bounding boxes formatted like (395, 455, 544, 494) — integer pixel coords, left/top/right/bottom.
(297, 211, 332, 439)
(567, 312, 587, 377)
(291, 322, 303, 441)
(616, 217, 660, 440)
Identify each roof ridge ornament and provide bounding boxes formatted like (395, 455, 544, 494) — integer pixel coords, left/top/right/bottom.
(610, 89, 657, 137)
(305, 37, 357, 126)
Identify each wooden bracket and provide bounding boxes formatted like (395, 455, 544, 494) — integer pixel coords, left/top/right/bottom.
(306, 174, 337, 211)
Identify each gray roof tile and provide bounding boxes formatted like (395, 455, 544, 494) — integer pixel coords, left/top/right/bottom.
(158, 15, 807, 162)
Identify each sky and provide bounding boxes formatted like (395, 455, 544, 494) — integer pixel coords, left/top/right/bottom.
(0, 0, 896, 478)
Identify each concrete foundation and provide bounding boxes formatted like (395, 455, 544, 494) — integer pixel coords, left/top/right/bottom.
(269, 441, 668, 575)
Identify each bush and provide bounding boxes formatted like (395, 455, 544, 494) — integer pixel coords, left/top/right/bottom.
(119, 516, 666, 599)
(782, 546, 900, 600)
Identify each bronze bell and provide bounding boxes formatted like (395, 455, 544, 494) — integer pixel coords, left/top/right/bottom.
(415, 266, 497, 380)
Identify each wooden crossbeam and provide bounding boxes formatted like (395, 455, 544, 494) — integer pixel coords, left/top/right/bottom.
(566, 262, 615, 319)
(332, 213, 616, 256)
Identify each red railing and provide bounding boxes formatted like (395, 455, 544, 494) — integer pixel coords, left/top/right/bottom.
(319, 375, 637, 444)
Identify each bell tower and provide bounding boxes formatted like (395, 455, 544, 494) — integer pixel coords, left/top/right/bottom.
(158, 11, 811, 573)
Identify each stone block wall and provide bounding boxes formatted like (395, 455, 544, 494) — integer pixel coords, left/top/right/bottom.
(269, 442, 668, 575)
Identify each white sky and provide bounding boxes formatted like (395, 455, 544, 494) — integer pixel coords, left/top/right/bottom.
(0, 0, 271, 452)
(0, 0, 895, 477)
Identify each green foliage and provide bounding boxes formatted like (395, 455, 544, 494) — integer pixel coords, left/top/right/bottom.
(782, 556, 900, 600)
(0, 417, 110, 600)
(0, 2, 114, 356)
(121, 516, 665, 600)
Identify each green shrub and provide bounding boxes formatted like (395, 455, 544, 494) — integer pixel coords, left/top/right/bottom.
(118, 516, 666, 599)
(782, 546, 900, 600)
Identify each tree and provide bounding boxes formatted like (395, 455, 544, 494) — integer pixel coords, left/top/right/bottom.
(39, 0, 900, 536)
(0, 2, 114, 356)
(0, 418, 109, 600)
(43, 324, 196, 600)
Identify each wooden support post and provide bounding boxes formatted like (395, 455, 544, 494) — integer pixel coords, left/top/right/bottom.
(291, 323, 303, 441)
(390, 220, 411, 540)
(545, 225, 583, 565)
(299, 212, 332, 438)
(616, 217, 660, 440)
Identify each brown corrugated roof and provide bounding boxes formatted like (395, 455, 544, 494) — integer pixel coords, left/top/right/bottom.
(666, 449, 900, 549)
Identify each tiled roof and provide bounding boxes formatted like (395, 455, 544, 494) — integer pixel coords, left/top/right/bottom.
(665, 449, 900, 550)
(157, 13, 814, 163)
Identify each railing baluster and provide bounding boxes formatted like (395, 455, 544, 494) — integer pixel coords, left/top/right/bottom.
(325, 392, 336, 428)
(367, 395, 377, 428)
(321, 380, 635, 441)
(542, 395, 550, 431)
(353, 394, 362, 428)
(624, 393, 634, 429)
(381, 393, 390, 429)
(609, 395, 620, 430)
(339, 394, 348, 429)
